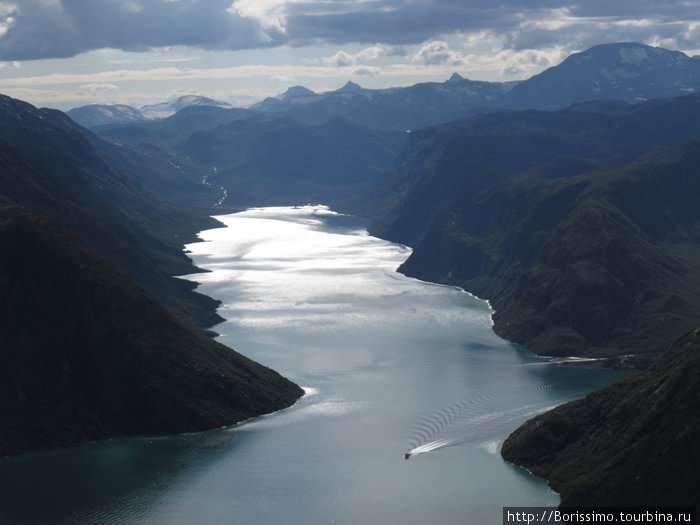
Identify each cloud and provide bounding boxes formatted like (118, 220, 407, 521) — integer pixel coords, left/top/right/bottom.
(0, 1, 17, 38)
(321, 44, 406, 70)
(0, 0, 274, 60)
(496, 48, 569, 77)
(1, 1, 700, 61)
(77, 82, 119, 96)
(412, 41, 466, 66)
(0, 59, 20, 69)
(0, 62, 390, 89)
(357, 44, 407, 59)
(323, 50, 356, 67)
(271, 74, 295, 82)
(352, 65, 380, 76)
(227, 0, 287, 37)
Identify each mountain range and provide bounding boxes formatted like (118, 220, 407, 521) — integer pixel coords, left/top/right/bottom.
(67, 95, 233, 128)
(69, 43, 700, 132)
(0, 93, 303, 454)
(0, 206, 302, 456)
(81, 108, 405, 209)
(3, 41, 700, 506)
(67, 43, 700, 213)
(496, 42, 700, 110)
(363, 94, 700, 365)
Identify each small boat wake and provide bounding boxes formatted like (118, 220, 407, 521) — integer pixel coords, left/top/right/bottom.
(404, 384, 555, 459)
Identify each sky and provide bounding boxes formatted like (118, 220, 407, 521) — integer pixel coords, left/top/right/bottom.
(1, 0, 699, 111)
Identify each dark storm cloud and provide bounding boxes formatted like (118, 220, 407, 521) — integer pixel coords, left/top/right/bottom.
(2, 0, 700, 61)
(284, 4, 521, 45)
(0, 0, 278, 60)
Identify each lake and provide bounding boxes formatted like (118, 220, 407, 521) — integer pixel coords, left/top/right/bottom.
(0, 206, 629, 524)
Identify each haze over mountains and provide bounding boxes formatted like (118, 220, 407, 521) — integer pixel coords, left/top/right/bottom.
(2, 41, 700, 506)
(67, 95, 233, 128)
(69, 42, 700, 131)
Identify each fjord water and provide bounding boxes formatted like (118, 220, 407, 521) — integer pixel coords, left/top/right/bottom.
(0, 206, 627, 525)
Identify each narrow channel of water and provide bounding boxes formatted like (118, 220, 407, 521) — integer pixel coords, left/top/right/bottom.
(0, 206, 629, 524)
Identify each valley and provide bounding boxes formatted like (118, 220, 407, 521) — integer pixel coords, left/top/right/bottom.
(1, 40, 699, 515)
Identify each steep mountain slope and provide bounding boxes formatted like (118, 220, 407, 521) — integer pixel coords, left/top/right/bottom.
(365, 95, 700, 364)
(501, 327, 700, 507)
(0, 93, 220, 327)
(498, 42, 700, 110)
(0, 206, 303, 456)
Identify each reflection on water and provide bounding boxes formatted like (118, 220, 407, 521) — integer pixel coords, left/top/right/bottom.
(0, 206, 630, 525)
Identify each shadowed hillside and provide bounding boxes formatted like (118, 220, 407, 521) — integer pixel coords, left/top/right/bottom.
(0, 207, 303, 456)
(0, 94, 221, 328)
(501, 327, 700, 507)
(364, 96, 700, 364)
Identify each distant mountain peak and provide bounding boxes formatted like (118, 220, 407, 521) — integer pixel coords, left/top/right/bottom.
(497, 41, 700, 110)
(336, 81, 362, 93)
(140, 95, 232, 119)
(279, 85, 316, 101)
(448, 72, 466, 83)
(66, 103, 146, 128)
(566, 41, 694, 68)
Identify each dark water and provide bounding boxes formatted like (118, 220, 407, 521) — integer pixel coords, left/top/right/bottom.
(0, 206, 629, 524)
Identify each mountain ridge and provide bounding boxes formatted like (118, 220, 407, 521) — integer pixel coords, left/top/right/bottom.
(67, 43, 700, 133)
(1, 93, 223, 328)
(363, 94, 700, 365)
(0, 206, 303, 456)
(496, 42, 700, 110)
(67, 95, 233, 128)
(501, 326, 700, 507)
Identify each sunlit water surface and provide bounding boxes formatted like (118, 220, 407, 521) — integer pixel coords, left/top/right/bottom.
(0, 206, 629, 525)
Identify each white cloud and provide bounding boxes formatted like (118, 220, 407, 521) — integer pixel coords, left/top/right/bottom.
(2, 0, 700, 63)
(78, 83, 119, 96)
(0, 1, 17, 38)
(228, 0, 287, 34)
(271, 74, 295, 82)
(497, 47, 568, 77)
(352, 65, 380, 76)
(0, 1, 17, 16)
(412, 41, 466, 66)
(356, 44, 406, 60)
(323, 50, 356, 67)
